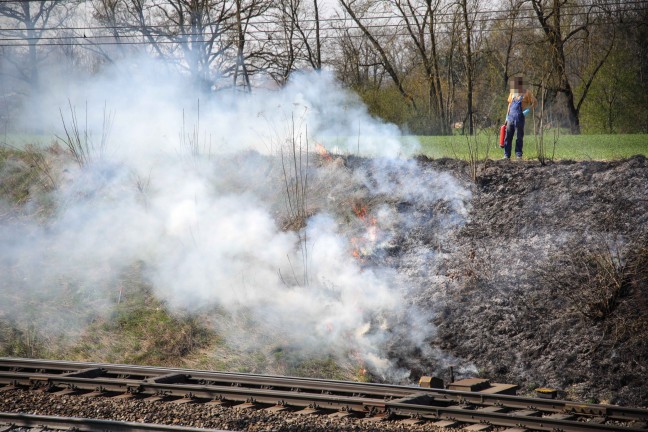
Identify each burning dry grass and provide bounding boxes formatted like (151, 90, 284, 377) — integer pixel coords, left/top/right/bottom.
(1, 143, 468, 382)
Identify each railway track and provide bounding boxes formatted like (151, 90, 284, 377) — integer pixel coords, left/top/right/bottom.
(0, 412, 228, 432)
(1, 357, 647, 431)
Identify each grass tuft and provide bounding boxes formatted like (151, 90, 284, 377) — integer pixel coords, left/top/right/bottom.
(416, 133, 648, 161)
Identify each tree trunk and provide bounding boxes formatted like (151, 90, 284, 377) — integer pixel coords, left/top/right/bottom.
(427, 0, 448, 134)
(235, 0, 251, 91)
(313, 0, 321, 70)
(460, 0, 474, 135)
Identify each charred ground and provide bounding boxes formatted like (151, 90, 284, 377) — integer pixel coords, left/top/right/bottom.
(413, 156, 648, 407)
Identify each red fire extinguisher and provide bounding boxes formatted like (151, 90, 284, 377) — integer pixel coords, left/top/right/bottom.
(499, 124, 506, 148)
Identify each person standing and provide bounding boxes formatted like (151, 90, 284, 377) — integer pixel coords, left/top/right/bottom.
(503, 77, 537, 160)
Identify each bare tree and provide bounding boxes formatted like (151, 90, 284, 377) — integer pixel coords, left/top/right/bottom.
(263, 0, 325, 85)
(260, 0, 302, 85)
(529, 0, 615, 134)
(311, 0, 322, 70)
(392, 0, 449, 133)
(332, 25, 385, 88)
(90, 0, 137, 61)
(0, 1, 74, 91)
(338, 0, 418, 110)
(233, 0, 251, 90)
(485, 0, 525, 91)
(115, 0, 240, 90)
(456, 0, 475, 135)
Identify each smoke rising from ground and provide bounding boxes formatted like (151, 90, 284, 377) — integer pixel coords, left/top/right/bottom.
(1, 59, 471, 380)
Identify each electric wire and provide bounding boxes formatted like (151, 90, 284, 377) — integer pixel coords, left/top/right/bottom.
(0, 1, 643, 48)
(0, 0, 643, 32)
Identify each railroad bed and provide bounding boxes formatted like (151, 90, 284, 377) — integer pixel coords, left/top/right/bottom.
(1, 358, 647, 432)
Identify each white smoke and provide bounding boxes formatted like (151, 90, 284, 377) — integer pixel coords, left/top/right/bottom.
(1, 58, 471, 380)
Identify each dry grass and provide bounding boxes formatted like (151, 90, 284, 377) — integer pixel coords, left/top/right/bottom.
(538, 237, 648, 322)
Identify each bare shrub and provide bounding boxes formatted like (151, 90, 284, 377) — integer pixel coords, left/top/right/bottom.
(22, 144, 58, 191)
(538, 237, 648, 322)
(277, 115, 311, 286)
(279, 115, 310, 231)
(57, 101, 114, 167)
(0, 322, 46, 358)
(179, 100, 212, 160)
(451, 131, 492, 182)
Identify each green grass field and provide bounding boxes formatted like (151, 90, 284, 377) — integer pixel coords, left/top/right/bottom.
(416, 133, 648, 161)
(3, 131, 647, 161)
(1, 133, 59, 152)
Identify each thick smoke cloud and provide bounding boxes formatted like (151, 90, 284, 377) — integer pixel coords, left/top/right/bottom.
(1, 59, 471, 380)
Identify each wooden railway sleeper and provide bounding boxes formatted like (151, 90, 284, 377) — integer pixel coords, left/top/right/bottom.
(383, 410, 396, 421)
(29, 376, 49, 388)
(127, 385, 143, 394)
(43, 381, 60, 392)
(64, 383, 78, 390)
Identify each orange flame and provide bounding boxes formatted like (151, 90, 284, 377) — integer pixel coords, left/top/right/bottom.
(353, 204, 368, 220)
(350, 201, 379, 260)
(315, 143, 333, 161)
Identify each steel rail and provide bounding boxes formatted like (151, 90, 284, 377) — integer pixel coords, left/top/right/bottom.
(0, 412, 230, 432)
(2, 358, 648, 431)
(1, 371, 392, 411)
(386, 401, 648, 432)
(3, 357, 647, 421)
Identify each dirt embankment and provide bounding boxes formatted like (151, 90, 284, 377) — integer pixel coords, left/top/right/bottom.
(2, 147, 647, 407)
(422, 156, 648, 406)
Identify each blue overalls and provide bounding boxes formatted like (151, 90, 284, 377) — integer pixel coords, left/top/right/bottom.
(504, 95, 524, 158)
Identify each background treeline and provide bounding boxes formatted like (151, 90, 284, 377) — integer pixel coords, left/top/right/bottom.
(1, 0, 647, 135)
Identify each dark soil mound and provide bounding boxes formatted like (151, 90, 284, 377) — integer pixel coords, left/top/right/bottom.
(421, 156, 648, 406)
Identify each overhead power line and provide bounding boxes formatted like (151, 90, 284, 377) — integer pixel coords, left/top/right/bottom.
(0, 18, 641, 49)
(0, 0, 643, 32)
(0, 1, 643, 48)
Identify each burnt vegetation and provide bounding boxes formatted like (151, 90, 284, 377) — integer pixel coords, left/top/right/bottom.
(432, 155, 648, 406)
